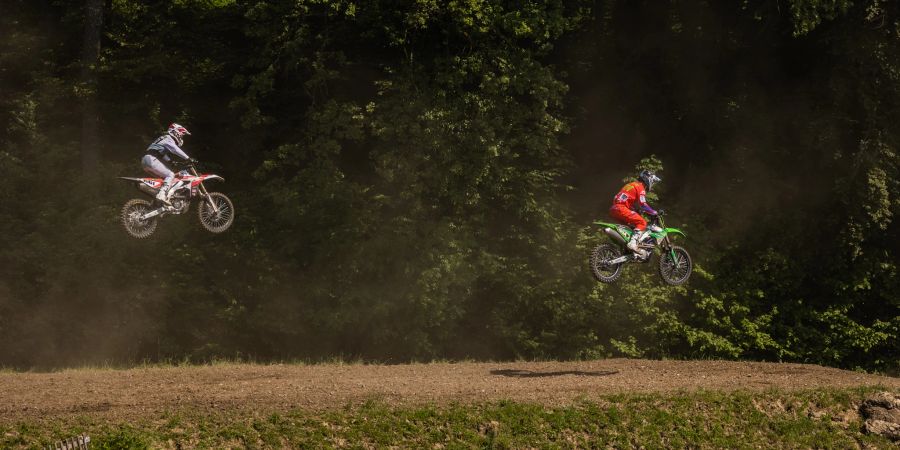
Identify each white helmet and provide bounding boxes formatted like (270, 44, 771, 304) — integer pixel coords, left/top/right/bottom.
(167, 123, 191, 146)
(638, 169, 661, 192)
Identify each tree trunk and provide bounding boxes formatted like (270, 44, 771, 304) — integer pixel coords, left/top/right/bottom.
(80, 0, 104, 176)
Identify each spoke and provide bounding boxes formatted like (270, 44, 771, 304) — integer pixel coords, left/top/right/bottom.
(199, 196, 233, 231)
(596, 249, 619, 273)
(663, 250, 689, 282)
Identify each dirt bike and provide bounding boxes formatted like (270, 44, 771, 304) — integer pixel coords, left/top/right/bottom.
(118, 162, 234, 238)
(590, 212, 692, 286)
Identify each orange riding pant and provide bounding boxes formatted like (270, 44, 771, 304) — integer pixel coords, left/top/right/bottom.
(609, 205, 647, 231)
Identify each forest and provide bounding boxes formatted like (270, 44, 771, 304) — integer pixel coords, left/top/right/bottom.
(0, 0, 897, 372)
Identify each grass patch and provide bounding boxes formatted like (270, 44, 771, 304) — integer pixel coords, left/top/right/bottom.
(1, 387, 894, 449)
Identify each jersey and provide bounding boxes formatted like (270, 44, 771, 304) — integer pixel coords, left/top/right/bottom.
(612, 181, 657, 215)
(146, 134, 189, 163)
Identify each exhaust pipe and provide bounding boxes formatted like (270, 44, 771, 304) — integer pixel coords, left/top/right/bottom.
(603, 227, 627, 245)
(137, 184, 158, 197)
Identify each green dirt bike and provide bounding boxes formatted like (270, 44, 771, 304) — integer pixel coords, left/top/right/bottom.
(590, 212, 692, 286)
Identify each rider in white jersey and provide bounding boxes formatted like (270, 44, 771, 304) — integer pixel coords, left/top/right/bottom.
(141, 123, 193, 206)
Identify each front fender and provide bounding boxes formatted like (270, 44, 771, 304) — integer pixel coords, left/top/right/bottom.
(665, 227, 686, 238)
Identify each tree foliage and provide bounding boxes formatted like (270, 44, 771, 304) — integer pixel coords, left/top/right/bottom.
(0, 0, 896, 372)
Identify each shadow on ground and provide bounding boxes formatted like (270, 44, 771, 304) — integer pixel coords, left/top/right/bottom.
(490, 369, 619, 378)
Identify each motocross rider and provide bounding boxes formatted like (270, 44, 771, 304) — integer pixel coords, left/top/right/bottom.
(141, 123, 195, 206)
(609, 169, 662, 257)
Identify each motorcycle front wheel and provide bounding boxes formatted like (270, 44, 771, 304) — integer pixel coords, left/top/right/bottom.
(658, 245, 692, 286)
(197, 192, 234, 233)
(121, 198, 158, 238)
(590, 243, 625, 283)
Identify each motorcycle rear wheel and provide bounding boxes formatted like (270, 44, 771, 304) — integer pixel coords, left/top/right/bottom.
(659, 245, 692, 286)
(198, 192, 234, 233)
(121, 198, 158, 238)
(590, 243, 625, 283)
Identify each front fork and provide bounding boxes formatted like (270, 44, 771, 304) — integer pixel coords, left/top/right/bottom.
(662, 236, 679, 263)
(190, 166, 220, 214)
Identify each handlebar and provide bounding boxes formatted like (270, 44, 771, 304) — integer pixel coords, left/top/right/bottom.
(645, 211, 666, 227)
(172, 159, 201, 177)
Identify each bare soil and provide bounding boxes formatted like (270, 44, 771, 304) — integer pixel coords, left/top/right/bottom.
(1, 359, 896, 423)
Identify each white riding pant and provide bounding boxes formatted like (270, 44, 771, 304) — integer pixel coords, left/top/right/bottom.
(141, 154, 175, 189)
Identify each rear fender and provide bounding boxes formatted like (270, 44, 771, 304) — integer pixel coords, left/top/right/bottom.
(119, 176, 162, 197)
(119, 176, 162, 187)
(593, 220, 619, 229)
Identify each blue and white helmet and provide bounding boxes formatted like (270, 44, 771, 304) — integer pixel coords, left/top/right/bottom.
(167, 123, 191, 146)
(638, 169, 661, 191)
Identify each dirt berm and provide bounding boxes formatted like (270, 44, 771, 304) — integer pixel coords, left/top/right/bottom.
(1, 359, 897, 423)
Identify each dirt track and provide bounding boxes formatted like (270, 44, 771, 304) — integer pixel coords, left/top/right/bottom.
(1, 359, 897, 422)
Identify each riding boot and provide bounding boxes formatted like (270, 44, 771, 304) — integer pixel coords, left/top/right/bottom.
(628, 230, 650, 258)
(164, 180, 182, 204)
(626, 231, 641, 253)
(155, 184, 171, 205)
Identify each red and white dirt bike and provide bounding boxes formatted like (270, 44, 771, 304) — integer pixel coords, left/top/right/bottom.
(118, 162, 234, 238)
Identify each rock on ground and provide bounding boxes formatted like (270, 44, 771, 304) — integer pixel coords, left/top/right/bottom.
(861, 391, 900, 441)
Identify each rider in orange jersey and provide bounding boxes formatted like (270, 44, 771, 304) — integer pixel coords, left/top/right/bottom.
(609, 170, 661, 256)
